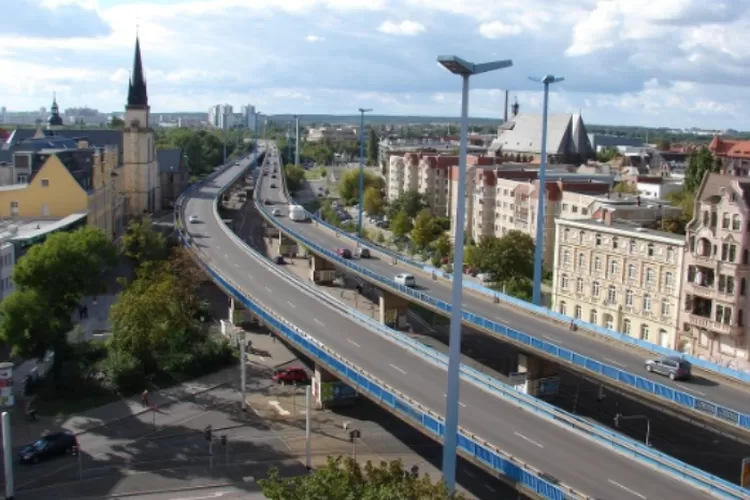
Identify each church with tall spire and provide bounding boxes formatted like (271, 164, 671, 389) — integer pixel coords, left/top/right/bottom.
(122, 35, 160, 215)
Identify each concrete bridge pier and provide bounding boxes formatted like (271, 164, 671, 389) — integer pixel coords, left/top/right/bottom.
(311, 364, 338, 410)
(513, 353, 560, 397)
(309, 255, 336, 285)
(276, 233, 299, 257)
(378, 290, 409, 330)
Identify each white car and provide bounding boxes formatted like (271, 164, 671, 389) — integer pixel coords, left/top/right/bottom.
(188, 215, 199, 223)
(272, 208, 282, 216)
(394, 273, 416, 287)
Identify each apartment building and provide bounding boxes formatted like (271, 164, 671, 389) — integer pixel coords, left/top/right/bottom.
(708, 137, 750, 176)
(552, 215, 685, 349)
(307, 127, 358, 143)
(678, 173, 750, 368)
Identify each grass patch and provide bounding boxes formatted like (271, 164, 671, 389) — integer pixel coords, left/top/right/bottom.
(304, 167, 328, 180)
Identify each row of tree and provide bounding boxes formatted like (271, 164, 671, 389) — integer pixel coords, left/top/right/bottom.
(155, 128, 252, 179)
(276, 128, 380, 167)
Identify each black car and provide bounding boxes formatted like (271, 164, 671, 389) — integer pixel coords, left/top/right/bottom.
(274, 255, 285, 265)
(263, 199, 272, 205)
(270, 183, 277, 189)
(19, 432, 78, 464)
(271, 174, 277, 179)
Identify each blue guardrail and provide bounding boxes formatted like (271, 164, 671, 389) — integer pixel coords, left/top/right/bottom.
(271, 206, 750, 433)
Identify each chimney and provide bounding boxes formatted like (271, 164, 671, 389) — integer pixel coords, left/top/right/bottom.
(511, 97, 520, 117)
(604, 210, 613, 226)
(504, 90, 509, 122)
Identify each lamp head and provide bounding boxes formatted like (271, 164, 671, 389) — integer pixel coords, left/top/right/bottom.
(529, 74, 564, 84)
(358, 108, 373, 113)
(437, 55, 474, 75)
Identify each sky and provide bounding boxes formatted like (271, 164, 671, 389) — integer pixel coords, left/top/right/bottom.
(1, 0, 749, 129)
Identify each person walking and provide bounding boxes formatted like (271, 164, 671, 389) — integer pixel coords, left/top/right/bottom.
(141, 389, 149, 407)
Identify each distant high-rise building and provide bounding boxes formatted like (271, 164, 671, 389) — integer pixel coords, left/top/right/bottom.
(218, 104, 233, 130)
(207, 105, 220, 128)
(240, 104, 256, 129)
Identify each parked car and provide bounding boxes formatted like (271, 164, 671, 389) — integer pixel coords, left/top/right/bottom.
(645, 356, 692, 381)
(272, 174, 277, 179)
(336, 248, 352, 259)
(272, 208, 282, 216)
(394, 273, 416, 287)
(263, 199, 272, 205)
(272, 367, 309, 385)
(188, 215, 199, 223)
(19, 432, 78, 465)
(355, 247, 370, 258)
(270, 183, 277, 189)
(274, 255, 285, 265)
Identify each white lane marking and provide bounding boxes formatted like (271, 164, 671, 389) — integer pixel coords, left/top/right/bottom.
(347, 339, 361, 348)
(286, 301, 296, 308)
(172, 492, 227, 500)
(513, 432, 543, 448)
(389, 364, 407, 375)
(675, 383, 705, 396)
(607, 479, 646, 499)
(603, 357, 626, 368)
(314, 318, 324, 326)
(265, 287, 273, 293)
(542, 335, 560, 344)
(248, 273, 254, 279)
(443, 393, 466, 408)
(269, 401, 290, 416)
(484, 484, 496, 493)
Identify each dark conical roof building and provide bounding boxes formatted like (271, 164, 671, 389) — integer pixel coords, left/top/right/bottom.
(127, 36, 148, 109)
(47, 92, 63, 128)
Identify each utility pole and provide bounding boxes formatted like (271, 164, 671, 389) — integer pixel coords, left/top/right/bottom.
(294, 115, 301, 166)
(240, 331, 247, 411)
(305, 385, 312, 470)
(3, 412, 13, 500)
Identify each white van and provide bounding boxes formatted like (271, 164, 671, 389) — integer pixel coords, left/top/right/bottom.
(288, 205, 307, 222)
(394, 273, 416, 287)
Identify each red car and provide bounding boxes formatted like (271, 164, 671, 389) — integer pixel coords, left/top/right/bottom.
(336, 248, 352, 259)
(272, 367, 309, 384)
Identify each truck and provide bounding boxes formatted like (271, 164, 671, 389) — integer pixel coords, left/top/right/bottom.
(288, 205, 307, 222)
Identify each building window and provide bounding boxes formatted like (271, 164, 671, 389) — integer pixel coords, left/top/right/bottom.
(559, 301, 567, 316)
(640, 324, 650, 341)
(605, 314, 614, 330)
(576, 277, 584, 294)
(612, 237, 619, 249)
(595, 233, 601, 246)
(645, 268, 655, 285)
(594, 256, 602, 273)
(665, 272, 674, 291)
(722, 213, 730, 229)
(623, 319, 632, 335)
(574, 305, 582, 319)
(590, 309, 598, 325)
(699, 329, 709, 346)
(647, 243, 654, 257)
(577, 252, 585, 269)
(563, 228, 570, 241)
(607, 285, 617, 304)
(627, 264, 636, 280)
(629, 240, 636, 254)
(9, 201, 18, 216)
(661, 299, 670, 317)
(666, 247, 674, 262)
(715, 304, 732, 325)
(609, 259, 619, 278)
(41, 178, 49, 187)
(625, 289, 633, 307)
(563, 249, 571, 266)
(719, 275, 735, 295)
(560, 274, 569, 290)
(592, 281, 600, 297)
(643, 294, 652, 312)
(732, 215, 741, 231)
(578, 231, 585, 244)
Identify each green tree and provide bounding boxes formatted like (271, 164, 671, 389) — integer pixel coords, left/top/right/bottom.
(500, 276, 533, 301)
(363, 186, 384, 215)
(410, 208, 434, 249)
(260, 457, 463, 500)
(284, 164, 306, 193)
(388, 190, 425, 219)
(472, 231, 535, 284)
(656, 139, 671, 151)
(109, 116, 124, 128)
(367, 127, 379, 165)
(432, 233, 452, 259)
(685, 147, 720, 194)
(338, 170, 384, 204)
(0, 289, 62, 359)
(596, 147, 621, 163)
(612, 182, 637, 195)
(389, 209, 413, 238)
(122, 216, 168, 266)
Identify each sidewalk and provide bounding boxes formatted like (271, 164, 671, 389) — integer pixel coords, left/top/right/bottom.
(8, 367, 237, 447)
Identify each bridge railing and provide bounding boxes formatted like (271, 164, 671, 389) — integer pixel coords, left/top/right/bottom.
(296, 195, 750, 387)
(174, 156, 580, 500)
(274, 191, 750, 432)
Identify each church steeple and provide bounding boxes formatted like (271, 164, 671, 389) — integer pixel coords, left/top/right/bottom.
(127, 36, 148, 108)
(47, 91, 63, 129)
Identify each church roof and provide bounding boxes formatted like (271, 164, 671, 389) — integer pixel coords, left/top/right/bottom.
(157, 148, 184, 173)
(127, 36, 148, 108)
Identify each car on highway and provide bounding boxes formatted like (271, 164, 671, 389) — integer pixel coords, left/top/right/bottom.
(645, 356, 691, 381)
(270, 183, 277, 189)
(272, 367, 309, 385)
(272, 174, 277, 179)
(355, 247, 370, 258)
(188, 215, 199, 223)
(274, 255, 285, 265)
(263, 199, 272, 205)
(394, 273, 416, 287)
(272, 208, 282, 216)
(336, 248, 352, 259)
(263, 172, 268, 176)
(19, 432, 78, 464)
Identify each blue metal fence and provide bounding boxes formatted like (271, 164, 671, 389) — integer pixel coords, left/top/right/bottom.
(302, 203, 750, 387)
(264, 203, 750, 433)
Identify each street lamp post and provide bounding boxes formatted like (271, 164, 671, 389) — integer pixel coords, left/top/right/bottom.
(287, 122, 292, 163)
(436, 54, 512, 494)
(294, 115, 301, 166)
(253, 112, 261, 168)
(357, 108, 372, 236)
(529, 74, 564, 306)
(614, 413, 651, 447)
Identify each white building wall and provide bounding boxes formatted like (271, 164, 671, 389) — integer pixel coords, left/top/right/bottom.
(0, 242, 15, 301)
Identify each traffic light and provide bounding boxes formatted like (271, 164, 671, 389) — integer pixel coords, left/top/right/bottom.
(204, 425, 212, 441)
(220, 435, 227, 446)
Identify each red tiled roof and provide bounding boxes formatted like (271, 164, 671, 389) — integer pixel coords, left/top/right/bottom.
(709, 136, 750, 159)
(0, 128, 9, 141)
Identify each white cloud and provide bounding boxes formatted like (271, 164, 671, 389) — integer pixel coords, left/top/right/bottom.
(377, 20, 426, 36)
(479, 21, 522, 39)
(306, 35, 325, 42)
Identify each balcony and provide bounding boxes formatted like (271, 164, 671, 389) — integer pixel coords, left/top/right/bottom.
(686, 315, 733, 335)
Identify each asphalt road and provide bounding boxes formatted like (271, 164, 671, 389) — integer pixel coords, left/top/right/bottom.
(269, 173, 750, 420)
(181, 146, 711, 500)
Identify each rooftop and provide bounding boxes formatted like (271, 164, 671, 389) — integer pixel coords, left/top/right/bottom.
(557, 216, 685, 243)
(0, 213, 88, 243)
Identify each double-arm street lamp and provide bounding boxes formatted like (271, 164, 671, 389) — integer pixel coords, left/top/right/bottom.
(253, 111, 261, 168)
(436, 54, 513, 494)
(529, 74, 564, 306)
(357, 107, 373, 236)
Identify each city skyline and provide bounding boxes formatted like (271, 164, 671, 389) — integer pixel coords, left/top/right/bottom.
(2, 0, 749, 129)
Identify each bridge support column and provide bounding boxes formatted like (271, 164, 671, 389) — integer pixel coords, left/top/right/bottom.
(263, 221, 279, 239)
(311, 364, 337, 410)
(514, 353, 560, 397)
(276, 234, 298, 257)
(309, 255, 336, 285)
(378, 290, 409, 330)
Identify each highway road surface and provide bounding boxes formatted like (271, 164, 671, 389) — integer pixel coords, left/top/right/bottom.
(264, 173, 750, 421)
(180, 148, 711, 500)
